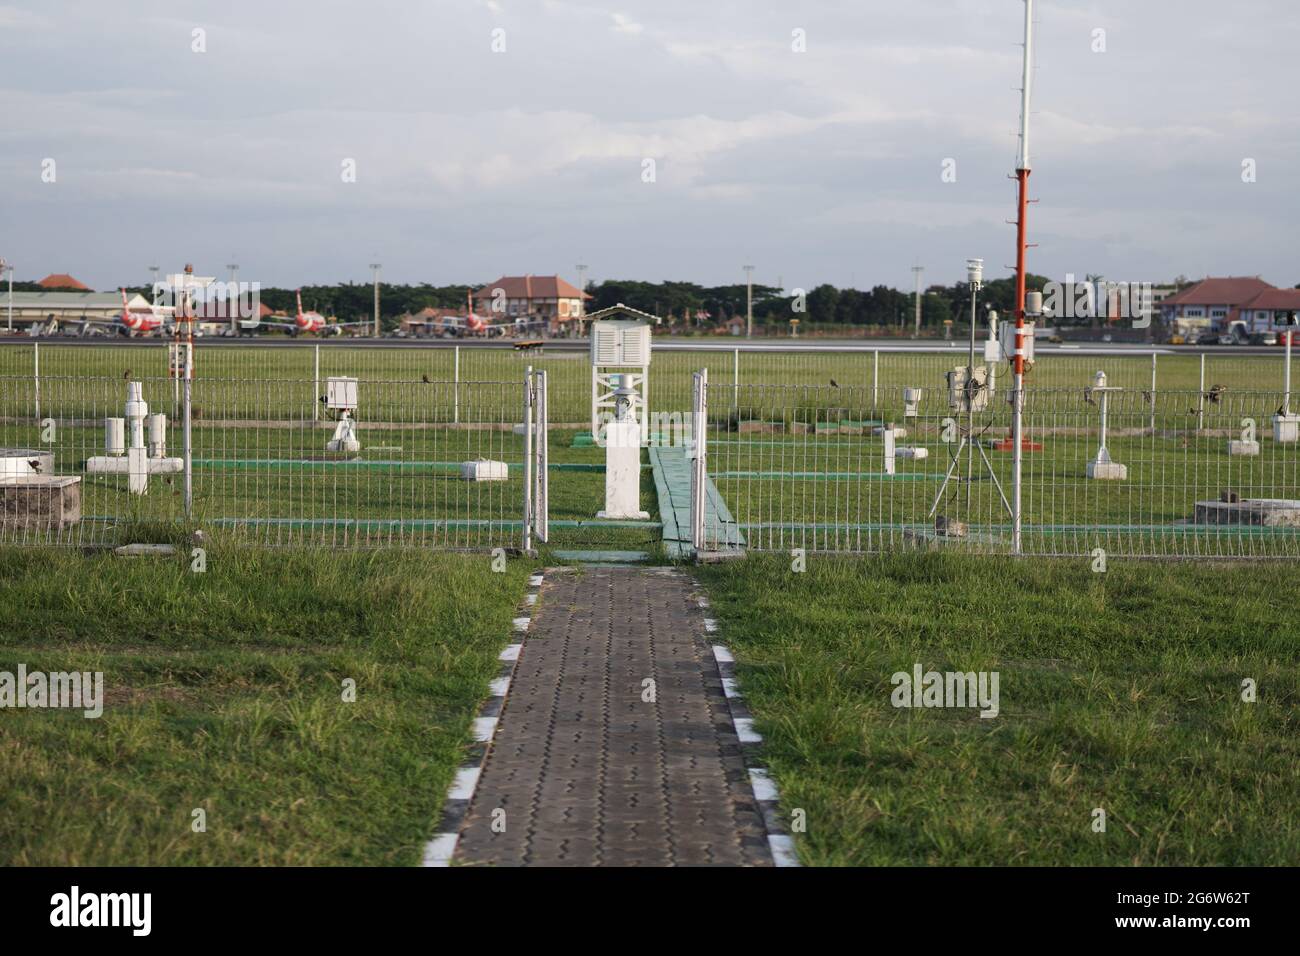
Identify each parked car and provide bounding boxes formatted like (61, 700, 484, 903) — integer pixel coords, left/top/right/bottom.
(1250, 331, 1278, 346)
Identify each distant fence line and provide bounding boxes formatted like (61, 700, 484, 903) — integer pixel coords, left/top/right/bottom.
(3, 339, 1298, 428)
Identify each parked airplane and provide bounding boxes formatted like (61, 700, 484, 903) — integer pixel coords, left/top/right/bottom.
(51, 290, 174, 337)
(118, 288, 169, 335)
(436, 292, 548, 337)
(257, 290, 370, 336)
(438, 310, 498, 337)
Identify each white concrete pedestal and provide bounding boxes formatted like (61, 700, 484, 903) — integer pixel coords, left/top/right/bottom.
(598, 420, 649, 520)
(1087, 448, 1127, 480)
(1273, 413, 1300, 444)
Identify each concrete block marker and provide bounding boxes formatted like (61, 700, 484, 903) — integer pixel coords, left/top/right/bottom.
(448, 767, 481, 800)
(734, 718, 763, 744)
(451, 567, 774, 866)
(472, 717, 498, 743)
(421, 569, 544, 867)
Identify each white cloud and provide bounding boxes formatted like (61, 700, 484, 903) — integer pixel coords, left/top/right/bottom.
(610, 12, 643, 35)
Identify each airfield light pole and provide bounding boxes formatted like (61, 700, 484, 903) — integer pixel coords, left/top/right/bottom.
(4, 260, 12, 333)
(1010, 0, 1035, 555)
(369, 263, 382, 337)
(743, 265, 754, 338)
(912, 266, 925, 338)
(575, 263, 588, 335)
(226, 261, 239, 336)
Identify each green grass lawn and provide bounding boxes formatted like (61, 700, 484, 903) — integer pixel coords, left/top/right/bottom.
(0, 546, 536, 865)
(696, 553, 1300, 866)
(4, 339, 1299, 424)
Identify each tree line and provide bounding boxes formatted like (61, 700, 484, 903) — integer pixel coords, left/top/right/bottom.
(32, 274, 1057, 331)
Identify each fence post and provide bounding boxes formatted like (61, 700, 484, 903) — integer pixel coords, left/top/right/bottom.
(183, 343, 193, 518)
(454, 345, 460, 425)
(313, 344, 320, 421)
(872, 348, 879, 411)
(1198, 353, 1206, 432)
(1011, 383, 1023, 556)
(536, 369, 548, 544)
(1149, 351, 1157, 434)
(732, 347, 739, 414)
(691, 368, 708, 553)
(33, 342, 40, 424)
(522, 366, 534, 554)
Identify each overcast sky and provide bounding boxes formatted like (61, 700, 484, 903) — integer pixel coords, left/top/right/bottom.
(2, 0, 1298, 292)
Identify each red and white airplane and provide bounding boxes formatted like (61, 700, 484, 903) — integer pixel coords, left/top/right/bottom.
(436, 291, 547, 338)
(119, 288, 169, 335)
(259, 290, 369, 336)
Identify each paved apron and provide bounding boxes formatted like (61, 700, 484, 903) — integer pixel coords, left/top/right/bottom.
(454, 566, 771, 866)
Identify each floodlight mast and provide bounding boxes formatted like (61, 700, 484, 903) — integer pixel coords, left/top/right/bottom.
(1011, 0, 1034, 555)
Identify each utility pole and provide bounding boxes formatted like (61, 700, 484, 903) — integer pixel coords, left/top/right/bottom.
(3, 260, 11, 335)
(743, 264, 754, 338)
(369, 262, 382, 337)
(226, 260, 239, 335)
(2, 259, 11, 333)
(575, 263, 588, 335)
(912, 265, 925, 338)
(148, 264, 160, 297)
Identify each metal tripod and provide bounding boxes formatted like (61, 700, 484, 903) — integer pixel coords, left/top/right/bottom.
(929, 263, 1012, 521)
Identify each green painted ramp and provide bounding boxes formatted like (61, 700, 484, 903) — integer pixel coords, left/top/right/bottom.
(649, 446, 745, 559)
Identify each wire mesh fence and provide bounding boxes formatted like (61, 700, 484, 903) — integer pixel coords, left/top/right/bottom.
(694, 380, 1300, 559)
(6, 339, 1300, 427)
(0, 367, 543, 551)
(8, 338, 1300, 561)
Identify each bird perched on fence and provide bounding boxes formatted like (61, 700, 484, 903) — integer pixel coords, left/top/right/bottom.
(829, 378, 840, 388)
(1141, 391, 1152, 404)
(1206, 384, 1226, 404)
(421, 374, 431, 384)
(122, 368, 132, 380)
(27, 459, 41, 473)
(1082, 388, 1097, 406)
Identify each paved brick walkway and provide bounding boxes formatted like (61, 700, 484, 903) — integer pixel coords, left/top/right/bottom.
(454, 566, 771, 866)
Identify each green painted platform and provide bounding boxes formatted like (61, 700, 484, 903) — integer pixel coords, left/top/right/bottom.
(649, 446, 745, 560)
(551, 550, 652, 565)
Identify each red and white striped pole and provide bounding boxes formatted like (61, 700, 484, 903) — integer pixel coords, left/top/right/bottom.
(1011, 0, 1034, 555)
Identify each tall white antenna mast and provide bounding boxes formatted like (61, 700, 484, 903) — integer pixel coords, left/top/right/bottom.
(1018, 0, 1033, 172)
(1008, 0, 1037, 553)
